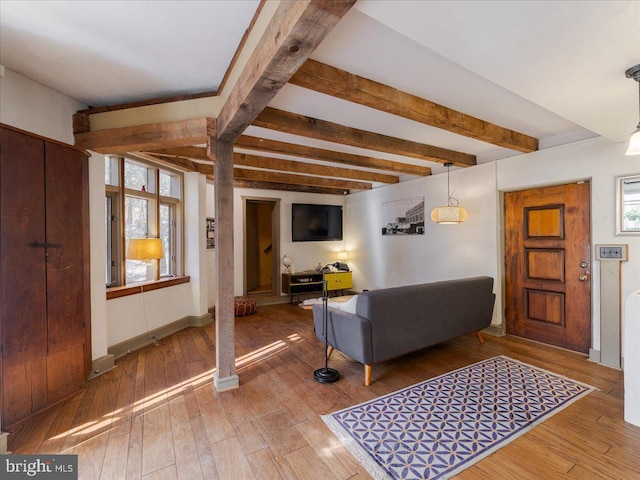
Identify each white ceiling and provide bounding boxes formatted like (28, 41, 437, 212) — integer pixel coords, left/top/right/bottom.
(1, 0, 639, 178)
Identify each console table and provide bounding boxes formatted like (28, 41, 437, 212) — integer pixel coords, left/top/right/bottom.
(282, 271, 353, 303)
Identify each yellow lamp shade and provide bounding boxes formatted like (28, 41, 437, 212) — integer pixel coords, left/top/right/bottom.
(126, 238, 164, 260)
(337, 251, 349, 261)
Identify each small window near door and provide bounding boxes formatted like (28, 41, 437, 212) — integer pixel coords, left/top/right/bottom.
(616, 174, 640, 234)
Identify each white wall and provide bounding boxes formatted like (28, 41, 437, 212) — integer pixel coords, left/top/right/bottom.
(106, 284, 193, 346)
(346, 136, 640, 351)
(346, 162, 501, 325)
(0, 68, 84, 144)
(205, 182, 347, 305)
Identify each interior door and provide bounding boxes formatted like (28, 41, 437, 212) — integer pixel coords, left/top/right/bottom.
(505, 182, 591, 353)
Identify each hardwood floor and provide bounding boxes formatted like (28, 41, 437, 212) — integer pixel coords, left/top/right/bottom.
(6, 304, 640, 479)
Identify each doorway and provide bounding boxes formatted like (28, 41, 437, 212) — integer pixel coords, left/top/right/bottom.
(243, 197, 280, 297)
(504, 182, 591, 353)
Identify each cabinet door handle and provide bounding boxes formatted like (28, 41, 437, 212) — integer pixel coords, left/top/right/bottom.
(27, 241, 62, 249)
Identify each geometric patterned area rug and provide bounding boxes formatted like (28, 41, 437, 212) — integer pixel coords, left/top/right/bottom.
(322, 356, 596, 480)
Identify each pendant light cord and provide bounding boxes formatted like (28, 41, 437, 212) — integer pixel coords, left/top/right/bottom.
(445, 162, 460, 207)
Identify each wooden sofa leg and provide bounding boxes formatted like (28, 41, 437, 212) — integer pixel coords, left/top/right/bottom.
(327, 346, 334, 359)
(364, 364, 372, 386)
(476, 331, 484, 344)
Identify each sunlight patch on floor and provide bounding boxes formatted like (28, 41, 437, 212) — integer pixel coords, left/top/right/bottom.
(48, 332, 308, 441)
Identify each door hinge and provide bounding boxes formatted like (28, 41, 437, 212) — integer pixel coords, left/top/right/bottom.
(0, 344, 3, 354)
(111, 215, 117, 222)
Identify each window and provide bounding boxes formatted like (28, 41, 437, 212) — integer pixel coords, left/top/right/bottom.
(617, 174, 640, 234)
(105, 157, 183, 287)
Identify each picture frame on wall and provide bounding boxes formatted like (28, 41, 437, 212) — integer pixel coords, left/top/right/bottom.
(381, 197, 425, 235)
(206, 217, 215, 248)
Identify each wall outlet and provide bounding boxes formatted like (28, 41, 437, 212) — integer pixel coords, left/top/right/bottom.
(595, 244, 628, 261)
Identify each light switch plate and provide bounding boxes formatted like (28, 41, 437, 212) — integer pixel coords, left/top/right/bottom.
(595, 244, 628, 261)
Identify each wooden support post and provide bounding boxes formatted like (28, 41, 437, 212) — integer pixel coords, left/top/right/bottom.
(209, 139, 239, 391)
(476, 331, 484, 344)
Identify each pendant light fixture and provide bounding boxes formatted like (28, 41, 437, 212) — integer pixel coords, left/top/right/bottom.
(430, 162, 468, 224)
(626, 64, 640, 156)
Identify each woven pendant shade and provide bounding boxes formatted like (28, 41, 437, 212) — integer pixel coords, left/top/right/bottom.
(430, 205, 468, 224)
(430, 162, 467, 224)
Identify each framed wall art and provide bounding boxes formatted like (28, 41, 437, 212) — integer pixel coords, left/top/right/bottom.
(206, 217, 215, 248)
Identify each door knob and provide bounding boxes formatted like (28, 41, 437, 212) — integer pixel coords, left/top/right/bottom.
(578, 275, 589, 281)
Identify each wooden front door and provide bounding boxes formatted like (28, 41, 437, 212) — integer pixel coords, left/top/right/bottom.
(505, 182, 591, 353)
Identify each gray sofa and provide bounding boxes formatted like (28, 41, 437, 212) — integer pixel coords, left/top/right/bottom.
(312, 276, 496, 385)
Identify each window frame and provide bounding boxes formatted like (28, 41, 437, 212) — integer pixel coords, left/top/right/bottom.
(105, 156, 184, 289)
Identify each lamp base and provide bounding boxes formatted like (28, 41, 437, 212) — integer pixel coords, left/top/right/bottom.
(313, 367, 339, 383)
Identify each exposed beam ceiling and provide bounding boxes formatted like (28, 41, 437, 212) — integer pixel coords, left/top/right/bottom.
(234, 135, 431, 176)
(141, 152, 371, 193)
(148, 148, 398, 184)
(253, 107, 476, 167)
(7, 2, 637, 195)
(289, 59, 538, 153)
(230, 179, 348, 196)
(234, 152, 397, 184)
(230, 168, 371, 191)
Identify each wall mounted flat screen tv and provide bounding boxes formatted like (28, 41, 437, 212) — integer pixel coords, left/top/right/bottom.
(292, 203, 343, 242)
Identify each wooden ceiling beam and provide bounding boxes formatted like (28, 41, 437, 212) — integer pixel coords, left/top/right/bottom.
(133, 153, 200, 172)
(234, 152, 398, 184)
(234, 167, 370, 191)
(146, 147, 398, 184)
(253, 107, 476, 167)
(217, 0, 356, 142)
(74, 118, 215, 154)
(216, 177, 348, 195)
(199, 164, 370, 191)
(290, 59, 538, 153)
(149, 146, 210, 161)
(235, 135, 431, 176)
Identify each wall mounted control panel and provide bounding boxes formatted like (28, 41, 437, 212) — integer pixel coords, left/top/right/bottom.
(595, 244, 628, 261)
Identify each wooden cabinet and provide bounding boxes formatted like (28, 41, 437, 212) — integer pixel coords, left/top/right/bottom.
(0, 124, 91, 428)
(324, 271, 353, 293)
(282, 272, 324, 301)
(282, 270, 353, 302)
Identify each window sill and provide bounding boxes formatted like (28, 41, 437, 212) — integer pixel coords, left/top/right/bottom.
(106, 276, 190, 300)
